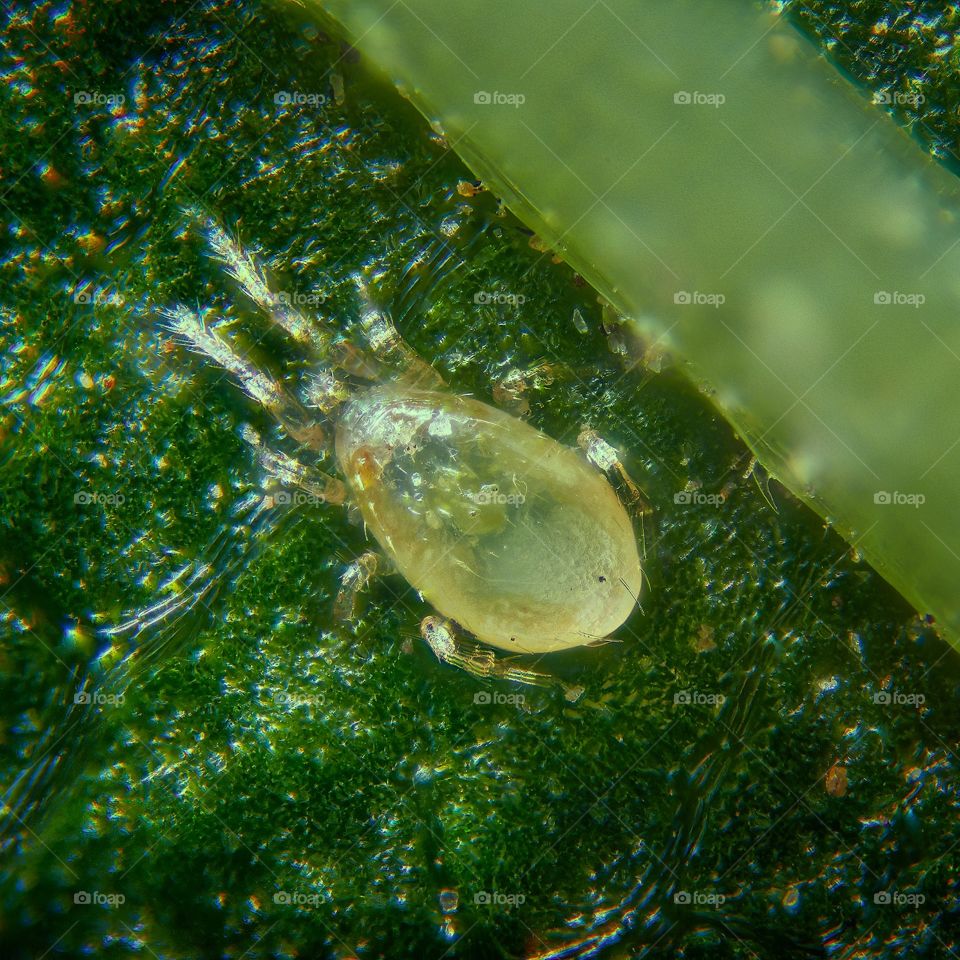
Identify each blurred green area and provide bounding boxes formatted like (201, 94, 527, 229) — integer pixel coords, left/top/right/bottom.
(310, 0, 960, 650)
(0, 1, 957, 958)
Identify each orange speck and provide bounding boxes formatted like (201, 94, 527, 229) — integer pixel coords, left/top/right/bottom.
(40, 164, 67, 189)
(102, 375, 116, 393)
(351, 447, 380, 487)
(78, 232, 106, 256)
(825, 764, 848, 797)
(694, 624, 716, 652)
(528, 235, 549, 253)
(456, 180, 484, 197)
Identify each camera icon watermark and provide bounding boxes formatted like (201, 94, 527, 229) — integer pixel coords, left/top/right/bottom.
(873, 490, 925, 508)
(473, 690, 525, 706)
(73, 690, 125, 706)
(673, 90, 726, 108)
(74, 91, 125, 107)
(474, 890, 525, 907)
(469, 484, 525, 507)
(273, 290, 321, 307)
(274, 91, 328, 107)
(274, 890, 321, 906)
(474, 290, 526, 307)
(473, 90, 526, 107)
(674, 290, 725, 308)
(674, 490, 725, 506)
(874, 890, 925, 906)
(673, 690, 726, 706)
(73, 288, 124, 306)
(74, 491, 126, 507)
(74, 891, 125, 906)
(872, 690, 925, 707)
(265, 489, 324, 508)
(872, 91, 925, 107)
(873, 290, 925, 308)
(674, 890, 726, 906)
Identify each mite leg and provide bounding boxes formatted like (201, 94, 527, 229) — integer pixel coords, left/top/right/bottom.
(492, 361, 559, 417)
(578, 427, 651, 560)
(239, 424, 346, 505)
(201, 213, 329, 354)
(162, 304, 324, 447)
(577, 427, 650, 515)
(355, 277, 447, 390)
(420, 616, 584, 701)
(200, 211, 381, 386)
(333, 551, 382, 622)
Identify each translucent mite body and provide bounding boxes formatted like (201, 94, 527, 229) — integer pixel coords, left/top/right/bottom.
(123, 213, 645, 690)
(338, 386, 641, 655)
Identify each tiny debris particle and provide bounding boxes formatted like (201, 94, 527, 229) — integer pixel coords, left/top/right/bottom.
(694, 624, 716, 652)
(782, 885, 801, 911)
(456, 179, 484, 197)
(427, 413, 453, 437)
(825, 763, 848, 797)
(438, 888, 459, 913)
(77, 232, 106, 256)
(40, 163, 67, 188)
(331, 71, 345, 105)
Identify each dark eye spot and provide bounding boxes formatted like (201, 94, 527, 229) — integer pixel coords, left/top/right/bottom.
(598, 575, 607, 583)
(510, 637, 516, 642)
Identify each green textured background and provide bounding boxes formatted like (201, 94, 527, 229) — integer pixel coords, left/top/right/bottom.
(0, 1, 958, 958)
